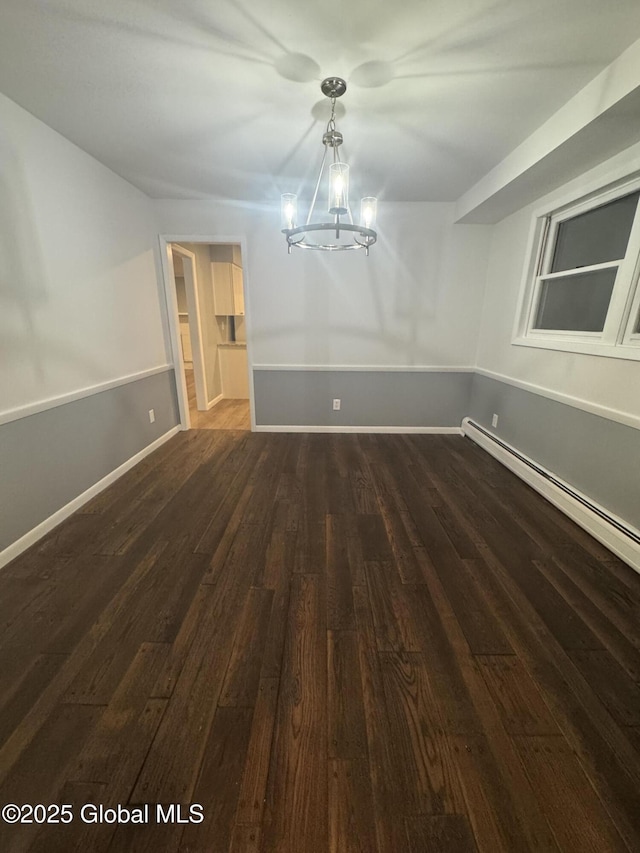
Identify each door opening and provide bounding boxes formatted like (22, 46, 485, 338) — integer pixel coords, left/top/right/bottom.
(162, 238, 252, 431)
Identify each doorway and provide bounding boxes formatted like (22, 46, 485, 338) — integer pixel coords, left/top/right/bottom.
(163, 238, 253, 431)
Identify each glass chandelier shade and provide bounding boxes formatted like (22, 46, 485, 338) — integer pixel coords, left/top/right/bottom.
(280, 77, 378, 254)
(328, 163, 349, 214)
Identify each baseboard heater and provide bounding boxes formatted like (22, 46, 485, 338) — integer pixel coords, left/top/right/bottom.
(462, 417, 640, 573)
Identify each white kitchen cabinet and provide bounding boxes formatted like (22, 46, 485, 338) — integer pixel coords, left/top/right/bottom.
(218, 344, 248, 399)
(212, 262, 244, 316)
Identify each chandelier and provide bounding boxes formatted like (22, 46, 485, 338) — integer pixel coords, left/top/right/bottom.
(280, 77, 378, 254)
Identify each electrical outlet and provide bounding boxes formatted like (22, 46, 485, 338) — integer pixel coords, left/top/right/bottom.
(491, 413, 499, 428)
(332, 398, 341, 411)
(149, 409, 155, 423)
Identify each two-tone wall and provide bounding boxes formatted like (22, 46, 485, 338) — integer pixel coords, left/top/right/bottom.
(0, 92, 180, 564)
(2, 85, 639, 569)
(154, 200, 493, 430)
(469, 142, 640, 536)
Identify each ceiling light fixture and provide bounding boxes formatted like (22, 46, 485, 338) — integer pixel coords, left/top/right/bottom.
(281, 77, 378, 255)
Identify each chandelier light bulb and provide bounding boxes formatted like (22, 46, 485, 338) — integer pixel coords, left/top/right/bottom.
(329, 163, 349, 215)
(360, 197, 377, 229)
(281, 193, 297, 230)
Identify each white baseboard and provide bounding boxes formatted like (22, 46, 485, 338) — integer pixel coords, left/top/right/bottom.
(254, 425, 464, 434)
(206, 393, 224, 411)
(461, 418, 640, 574)
(0, 427, 181, 571)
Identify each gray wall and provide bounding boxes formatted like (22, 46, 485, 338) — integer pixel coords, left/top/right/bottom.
(0, 371, 180, 551)
(254, 370, 473, 428)
(469, 373, 640, 531)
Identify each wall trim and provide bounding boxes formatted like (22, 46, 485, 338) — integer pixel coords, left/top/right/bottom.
(255, 425, 464, 434)
(0, 365, 174, 427)
(461, 417, 640, 574)
(252, 364, 474, 373)
(475, 367, 640, 432)
(207, 393, 224, 411)
(0, 426, 180, 571)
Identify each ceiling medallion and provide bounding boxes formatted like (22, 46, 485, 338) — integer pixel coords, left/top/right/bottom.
(280, 77, 378, 255)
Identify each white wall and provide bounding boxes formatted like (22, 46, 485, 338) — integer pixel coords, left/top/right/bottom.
(475, 140, 640, 420)
(154, 200, 492, 369)
(0, 92, 170, 417)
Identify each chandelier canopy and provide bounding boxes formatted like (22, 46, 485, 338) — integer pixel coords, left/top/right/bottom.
(280, 77, 378, 255)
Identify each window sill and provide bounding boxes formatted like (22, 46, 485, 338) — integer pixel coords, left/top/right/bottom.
(512, 336, 640, 361)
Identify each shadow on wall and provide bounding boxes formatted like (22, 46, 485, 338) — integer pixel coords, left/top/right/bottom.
(0, 134, 48, 389)
(248, 207, 462, 368)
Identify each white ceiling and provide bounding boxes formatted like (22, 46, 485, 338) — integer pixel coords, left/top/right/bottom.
(2, 0, 640, 203)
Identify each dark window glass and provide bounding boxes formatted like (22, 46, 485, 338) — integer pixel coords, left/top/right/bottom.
(551, 192, 639, 272)
(534, 269, 617, 332)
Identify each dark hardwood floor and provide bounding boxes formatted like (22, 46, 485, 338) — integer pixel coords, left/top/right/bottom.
(1, 431, 640, 852)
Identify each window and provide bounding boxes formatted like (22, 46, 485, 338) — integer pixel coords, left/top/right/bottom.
(515, 178, 640, 359)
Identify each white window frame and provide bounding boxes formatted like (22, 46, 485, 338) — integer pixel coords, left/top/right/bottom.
(513, 174, 640, 361)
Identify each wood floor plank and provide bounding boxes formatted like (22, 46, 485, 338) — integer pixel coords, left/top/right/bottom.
(1, 432, 639, 853)
(28, 780, 107, 853)
(357, 515, 393, 562)
(434, 555, 514, 656)
(467, 551, 640, 851)
(365, 560, 421, 653)
(624, 725, 640, 753)
(259, 572, 293, 681)
(0, 653, 67, 749)
(69, 642, 169, 783)
(476, 655, 560, 736)
(449, 734, 558, 853)
(178, 706, 254, 853)
(228, 823, 261, 853)
(77, 431, 187, 516)
(129, 563, 251, 804)
(260, 502, 298, 680)
(371, 469, 430, 584)
(379, 651, 463, 815)
(327, 630, 368, 759)
(344, 514, 367, 587)
(294, 436, 328, 574)
(404, 814, 479, 853)
(326, 515, 356, 631)
(405, 583, 483, 736)
(405, 571, 561, 851)
(91, 432, 225, 557)
(219, 587, 274, 708)
(0, 704, 101, 853)
(195, 434, 267, 555)
(261, 574, 327, 853)
(64, 541, 206, 704)
(567, 649, 640, 727)
(352, 585, 417, 853)
(235, 678, 280, 827)
(433, 504, 481, 560)
(48, 701, 167, 853)
(328, 759, 377, 853)
(513, 735, 629, 852)
(533, 557, 640, 681)
(2, 554, 138, 657)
